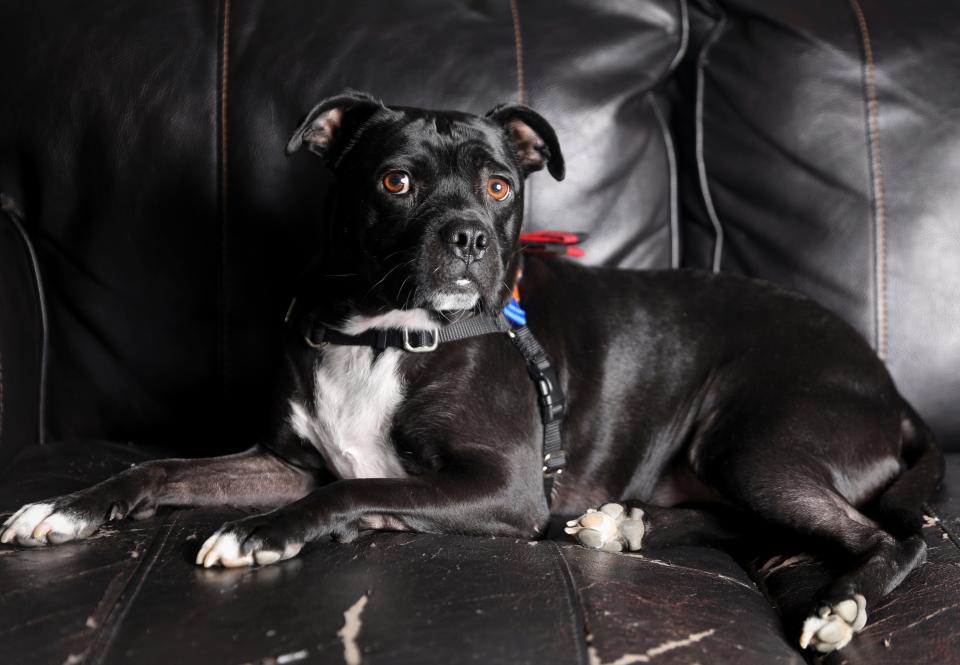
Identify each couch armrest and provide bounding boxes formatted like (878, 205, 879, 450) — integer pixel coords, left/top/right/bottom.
(0, 193, 46, 469)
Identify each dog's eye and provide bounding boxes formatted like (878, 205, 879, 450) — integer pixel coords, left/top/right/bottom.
(382, 171, 411, 195)
(486, 177, 511, 201)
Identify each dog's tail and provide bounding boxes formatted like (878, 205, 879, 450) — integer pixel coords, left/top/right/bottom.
(871, 401, 945, 538)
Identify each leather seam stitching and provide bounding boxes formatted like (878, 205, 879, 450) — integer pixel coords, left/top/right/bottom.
(509, 0, 525, 104)
(549, 542, 591, 665)
(694, 3, 727, 272)
(849, 0, 888, 360)
(217, 0, 231, 408)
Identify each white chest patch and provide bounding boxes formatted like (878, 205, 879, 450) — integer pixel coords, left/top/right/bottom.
(289, 309, 436, 480)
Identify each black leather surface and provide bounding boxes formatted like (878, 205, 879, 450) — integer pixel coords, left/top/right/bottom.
(3, 441, 959, 664)
(0, 0, 683, 456)
(675, 0, 960, 450)
(0, 2, 221, 454)
(0, 200, 44, 467)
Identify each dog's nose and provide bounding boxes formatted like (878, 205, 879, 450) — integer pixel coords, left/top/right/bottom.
(441, 221, 488, 263)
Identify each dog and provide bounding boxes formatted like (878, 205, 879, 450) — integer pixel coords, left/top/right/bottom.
(1, 91, 943, 654)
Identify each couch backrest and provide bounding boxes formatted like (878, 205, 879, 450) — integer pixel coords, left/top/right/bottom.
(0, 0, 684, 460)
(675, 0, 960, 450)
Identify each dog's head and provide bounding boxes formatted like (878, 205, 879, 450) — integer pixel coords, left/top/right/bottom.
(287, 90, 564, 317)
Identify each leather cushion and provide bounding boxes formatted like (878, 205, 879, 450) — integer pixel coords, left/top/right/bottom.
(0, 440, 811, 665)
(675, 0, 960, 450)
(3, 442, 958, 664)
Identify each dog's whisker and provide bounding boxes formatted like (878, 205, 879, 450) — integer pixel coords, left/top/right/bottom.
(363, 258, 416, 303)
(396, 274, 413, 305)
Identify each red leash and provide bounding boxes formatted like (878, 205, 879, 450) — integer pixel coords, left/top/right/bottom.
(519, 231, 587, 258)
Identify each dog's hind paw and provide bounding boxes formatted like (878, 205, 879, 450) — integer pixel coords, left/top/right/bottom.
(564, 503, 645, 552)
(1, 502, 98, 547)
(799, 594, 867, 653)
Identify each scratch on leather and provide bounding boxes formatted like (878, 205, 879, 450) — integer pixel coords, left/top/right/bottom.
(338, 593, 369, 665)
(623, 554, 755, 591)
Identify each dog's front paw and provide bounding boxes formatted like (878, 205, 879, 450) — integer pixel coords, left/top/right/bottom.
(564, 503, 645, 552)
(196, 513, 306, 568)
(1, 499, 107, 547)
(799, 594, 867, 653)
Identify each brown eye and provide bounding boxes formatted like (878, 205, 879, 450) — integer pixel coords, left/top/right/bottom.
(486, 177, 511, 201)
(382, 171, 411, 195)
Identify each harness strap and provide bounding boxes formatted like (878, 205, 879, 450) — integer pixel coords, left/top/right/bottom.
(507, 325, 566, 504)
(304, 313, 566, 504)
(307, 314, 511, 352)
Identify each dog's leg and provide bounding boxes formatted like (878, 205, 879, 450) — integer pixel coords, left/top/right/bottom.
(708, 468, 926, 653)
(195, 470, 536, 568)
(792, 500, 927, 653)
(1, 446, 317, 547)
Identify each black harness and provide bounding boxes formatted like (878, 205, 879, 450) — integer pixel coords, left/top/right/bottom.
(303, 313, 567, 505)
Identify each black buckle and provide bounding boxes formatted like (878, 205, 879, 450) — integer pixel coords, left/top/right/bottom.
(543, 451, 566, 476)
(535, 363, 565, 422)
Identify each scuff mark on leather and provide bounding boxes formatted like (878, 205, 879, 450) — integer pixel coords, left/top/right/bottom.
(338, 593, 369, 665)
(587, 628, 716, 665)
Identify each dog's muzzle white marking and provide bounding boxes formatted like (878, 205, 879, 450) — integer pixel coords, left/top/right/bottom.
(431, 291, 479, 311)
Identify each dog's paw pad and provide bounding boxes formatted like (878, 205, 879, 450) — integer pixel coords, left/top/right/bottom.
(799, 594, 867, 653)
(1, 503, 92, 547)
(564, 503, 645, 552)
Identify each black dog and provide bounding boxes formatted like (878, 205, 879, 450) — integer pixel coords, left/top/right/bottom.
(1, 91, 943, 654)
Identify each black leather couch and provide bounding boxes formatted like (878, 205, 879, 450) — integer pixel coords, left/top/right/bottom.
(2, 2, 958, 663)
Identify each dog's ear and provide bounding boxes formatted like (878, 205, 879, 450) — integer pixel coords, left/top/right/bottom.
(485, 104, 565, 181)
(286, 90, 383, 160)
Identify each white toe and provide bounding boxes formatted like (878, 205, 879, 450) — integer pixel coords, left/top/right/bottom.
(852, 594, 868, 631)
(197, 532, 255, 568)
(799, 615, 826, 649)
(816, 617, 850, 644)
(800, 595, 868, 653)
(195, 531, 220, 565)
(834, 599, 858, 623)
(254, 550, 281, 566)
(599, 503, 624, 519)
(1, 503, 55, 545)
(37, 511, 90, 543)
